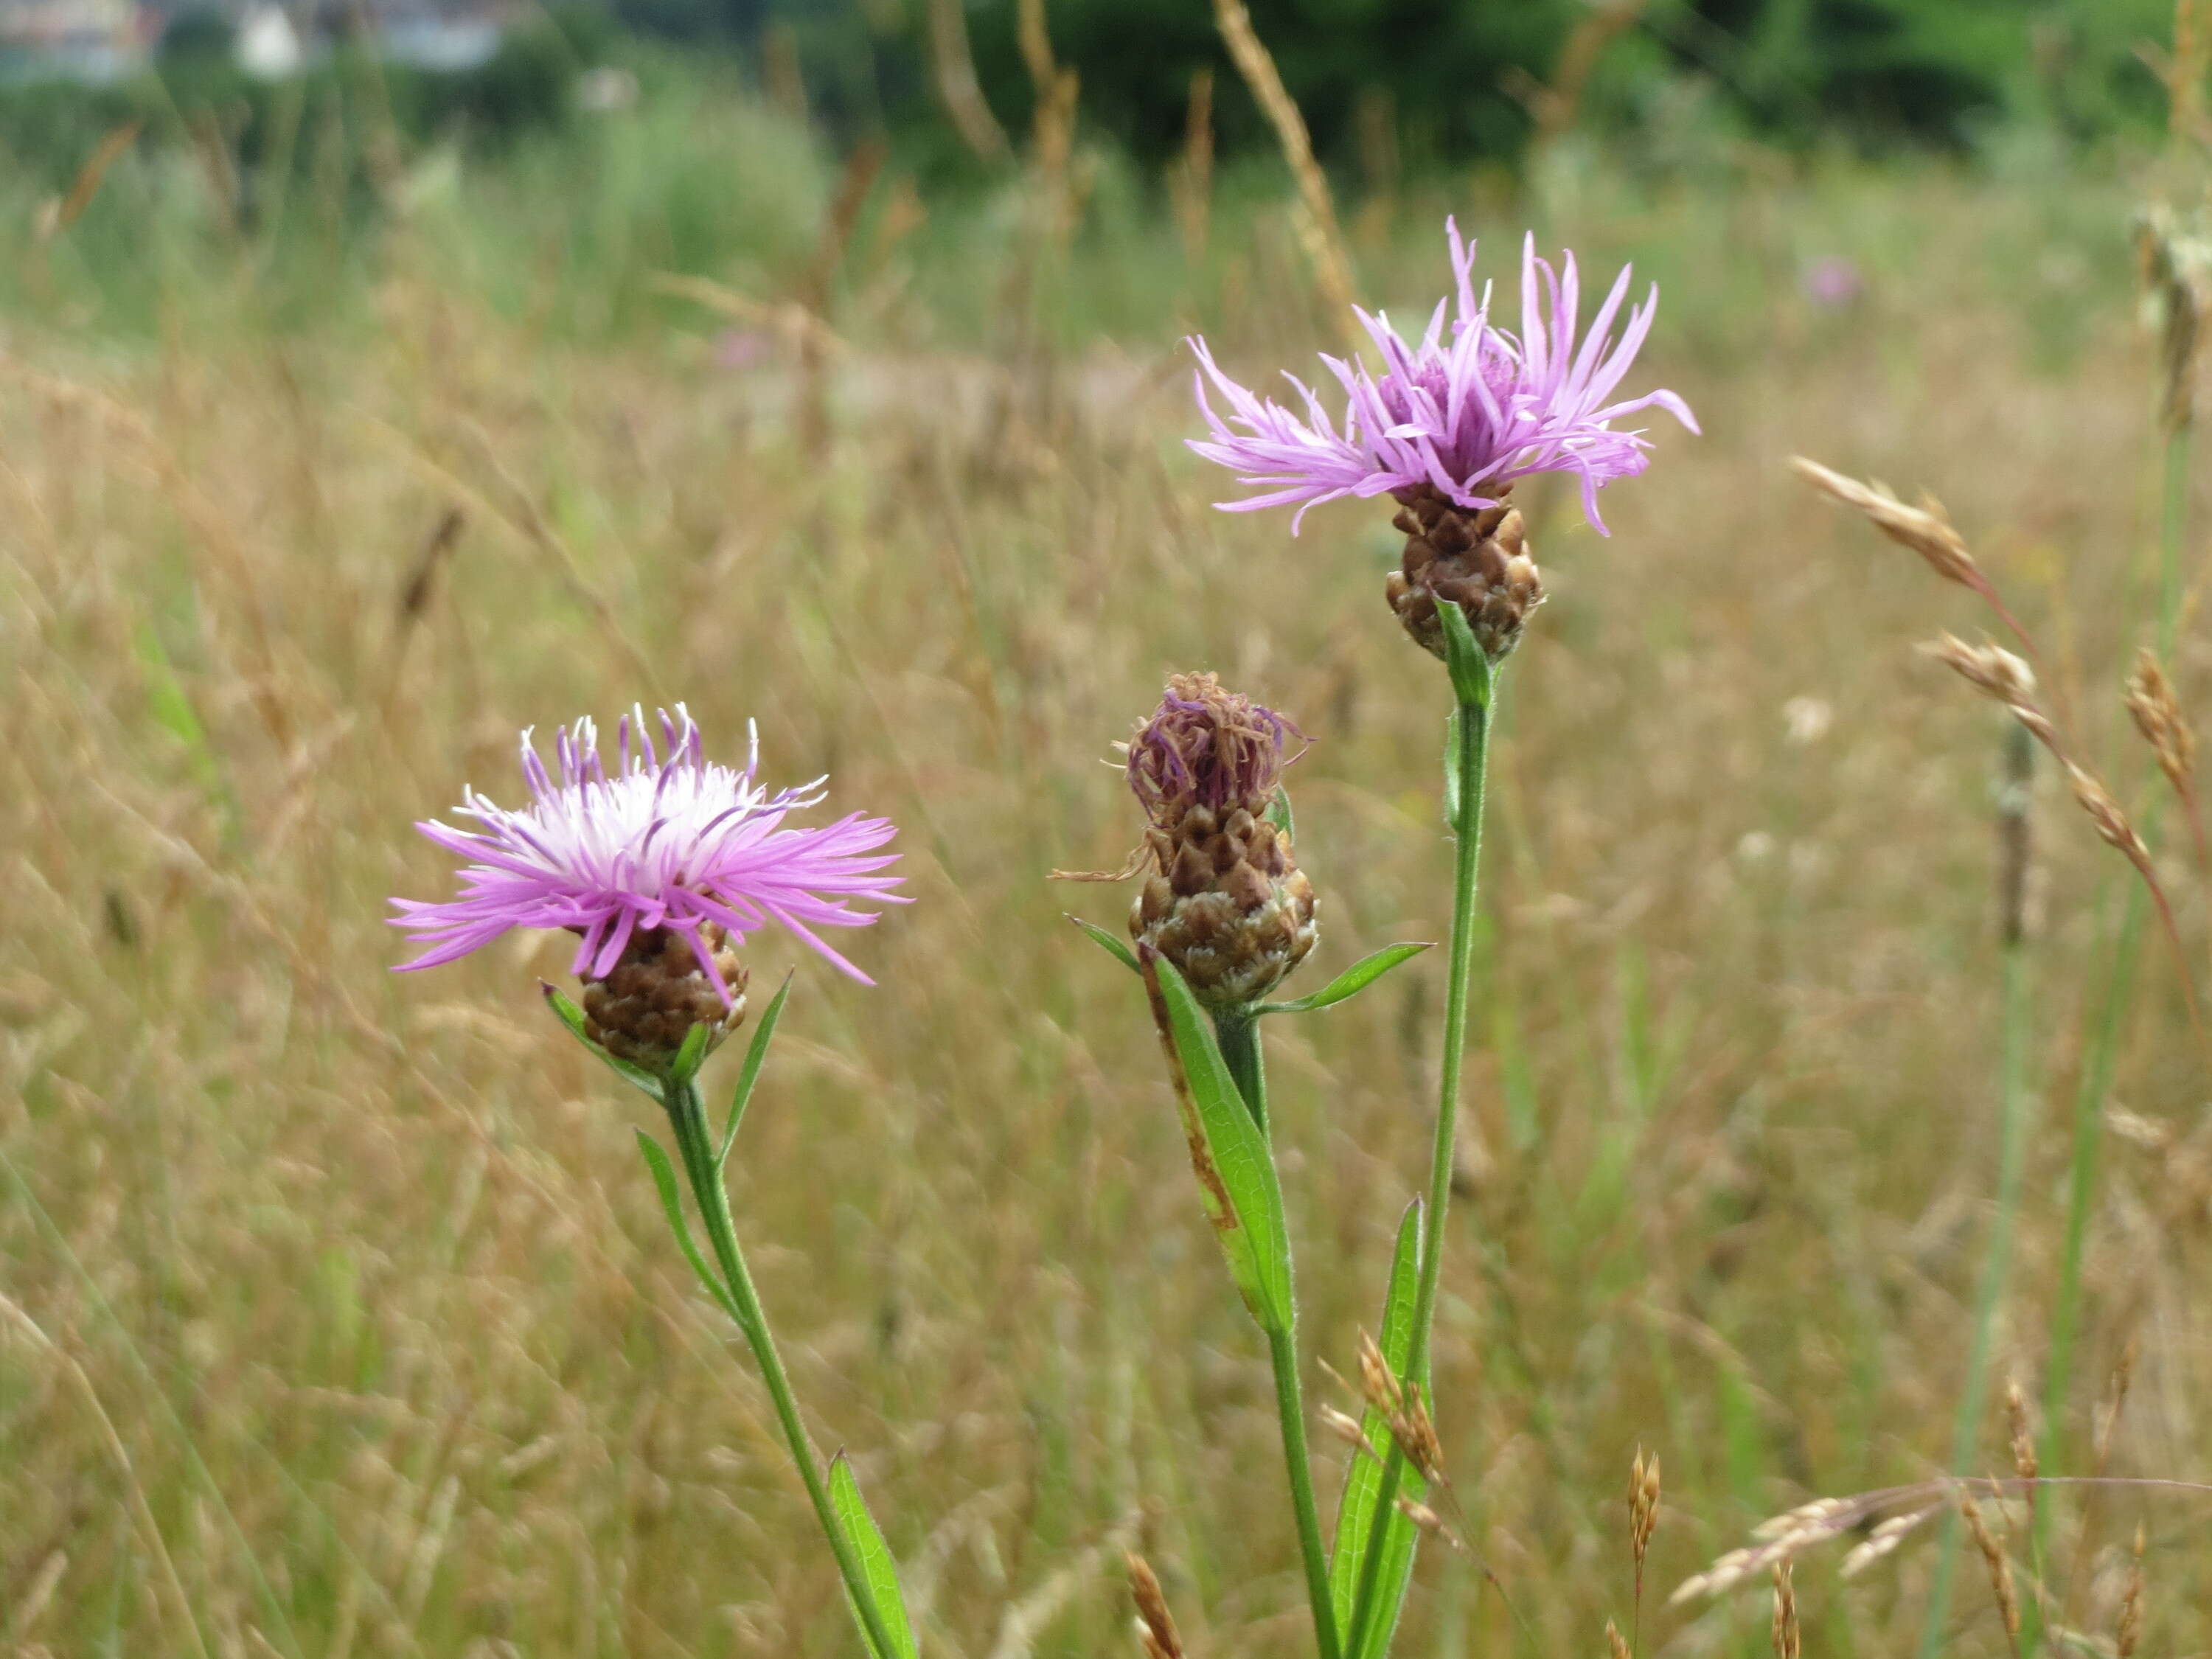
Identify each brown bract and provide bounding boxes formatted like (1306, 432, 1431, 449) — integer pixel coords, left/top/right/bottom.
(580, 923, 750, 1072)
(1133, 801, 1317, 1009)
(1385, 485, 1545, 661)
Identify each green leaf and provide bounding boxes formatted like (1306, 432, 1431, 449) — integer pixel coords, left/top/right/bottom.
(1436, 599, 1493, 711)
(717, 971, 793, 1167)
(541, 983, 665, 1099)
(829, 1453, 919, 1659)
(1258, 943, 1430, 1016)
(633, 1130, 745, 1327)
(1068, 914, 1141, 975)
(1267, 784, 1295, 842)
(668, 1020, 712, 1087)
(1332, 1199, 1427, 1658)
(1147, 954, 1295, 1333)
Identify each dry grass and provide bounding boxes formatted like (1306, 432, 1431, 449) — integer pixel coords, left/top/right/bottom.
(3, 128, 2211, 1658)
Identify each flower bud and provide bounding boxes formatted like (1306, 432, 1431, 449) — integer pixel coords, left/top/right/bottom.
(1385, 486, 1547, 662)
(1127, 674, 1318, 1009)
(580, 922, 750, 1072)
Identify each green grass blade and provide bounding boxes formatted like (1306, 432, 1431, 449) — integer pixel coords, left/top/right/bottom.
(1068, 914, 1142, 975)
(1147, 953, 1295, 1333)
(1259, 943, 1431, 1015)
(828, 1453, 919, 1659)
(541, 982, 666, 1098)
(633, 1130, 745, 1326)
(1332, 1198, 1426, 1658)
(717, 971, 793, 1167)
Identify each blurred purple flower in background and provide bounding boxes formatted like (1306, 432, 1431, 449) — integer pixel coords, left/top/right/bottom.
(1803, 257, 1863, 308)
(392, 706, 905, 994)
(1186, 220, 1697, 533)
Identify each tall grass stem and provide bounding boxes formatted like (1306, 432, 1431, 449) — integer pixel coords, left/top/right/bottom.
(2033, 419, 2188, 1615)
(1916, 769, 2037, 1658)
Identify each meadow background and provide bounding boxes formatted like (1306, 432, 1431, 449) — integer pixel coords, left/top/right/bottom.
(7, 0, 2212, 1654)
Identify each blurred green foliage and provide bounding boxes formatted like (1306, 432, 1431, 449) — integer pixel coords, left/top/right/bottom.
(757, 0, 2179, 165)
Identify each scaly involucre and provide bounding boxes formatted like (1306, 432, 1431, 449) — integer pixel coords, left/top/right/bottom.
(1187, 220, 1697, 532)
(392, 706, 906, 997)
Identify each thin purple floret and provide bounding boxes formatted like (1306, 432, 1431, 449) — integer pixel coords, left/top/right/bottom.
(392, 706, 907, 997)
(1186, 220, 1697, 535)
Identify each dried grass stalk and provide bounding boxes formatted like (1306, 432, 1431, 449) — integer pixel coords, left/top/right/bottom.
(1210, 0, 1355, 321)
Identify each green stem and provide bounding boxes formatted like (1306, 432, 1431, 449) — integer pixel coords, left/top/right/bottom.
(1918, 931, 2036, 1658)
(2031, 417, 2188, 1637)
(1214, 1007, 1340, 1659)
(1215, 1009, 1268, 1136)
(1408, 689, 1490, 1391)
(661, 1077, 902, 1659)
(1345, 686, 1494, 1658)
(1270, 1322, 1343, 1659)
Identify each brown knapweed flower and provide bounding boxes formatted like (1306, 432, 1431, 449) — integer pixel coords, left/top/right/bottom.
(1127, 674, 1318, 1009)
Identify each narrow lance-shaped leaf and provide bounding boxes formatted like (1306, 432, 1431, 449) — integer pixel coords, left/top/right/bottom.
(1332, 1198, 1427, 1658)
(1436, 599, 1494, 712)
(1068, 914, 1142, 975)
(668, 1018, 713, 1087)
(542, 981, 665, 1099)
(1144, 951, 1295, 1334)
(633, 1130, 748, 1329)
(1259, 943, 1431, 1016)
(717, 972, 794, 1167)
(829, 1452, 920, 1659)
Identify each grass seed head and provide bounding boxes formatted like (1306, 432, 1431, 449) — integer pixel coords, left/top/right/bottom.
(1630, 1447, 1661, 1571)
(2117, 1524, 2145, 1659)
(1606, 1618, 1632, 1659)
(2067, 764, 2150, 863)
(1770, 1563, 1800, 1659)
(2137, 203, 2212, 432)
(1793, 456, 1980, 589)
(1958, 1494, 2020, 1640)
(2126, 647, 2195, 788)
(2006, 1380, 2039, 1484)
(1125, 1552, 1185, 1659)
(1357, 1329, 1404, 1417)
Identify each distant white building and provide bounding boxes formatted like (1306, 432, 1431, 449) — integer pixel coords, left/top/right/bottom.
(233, 2, 298, 75)
(0, 0, 148, 82)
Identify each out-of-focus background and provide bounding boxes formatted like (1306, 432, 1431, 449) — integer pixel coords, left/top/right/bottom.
(6, 0, 2212, 1653)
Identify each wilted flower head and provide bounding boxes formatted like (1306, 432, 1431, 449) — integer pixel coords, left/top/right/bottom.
(392, 706, 906, 1001)
(1127, 672, 1303, 827)
(1126, 675, 1317, 1009)
(1187, 220, 1697, 534)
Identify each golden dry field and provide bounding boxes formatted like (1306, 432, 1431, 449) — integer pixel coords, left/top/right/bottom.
(5, 109, 2212, 1655)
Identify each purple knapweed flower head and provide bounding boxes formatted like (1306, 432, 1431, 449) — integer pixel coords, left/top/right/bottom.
(1127, 671, 1304, 829)
(392, 706, 906, 1001)
(1124, 673, 1316, 1010)
(1187, 220, 1697, 535)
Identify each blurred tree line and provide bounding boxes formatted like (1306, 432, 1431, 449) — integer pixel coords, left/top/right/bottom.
(689, 0, 2179, 165)
(0, 0, 2183, 192)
